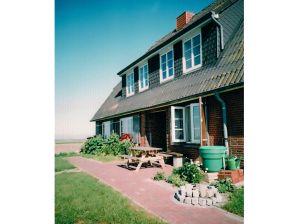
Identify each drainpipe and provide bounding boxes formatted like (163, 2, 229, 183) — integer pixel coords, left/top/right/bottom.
(215, 92, 229, 155)
(211, 11, 224, 50)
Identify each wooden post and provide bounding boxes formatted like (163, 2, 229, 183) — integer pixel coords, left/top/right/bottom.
(199, 97, 208, 146)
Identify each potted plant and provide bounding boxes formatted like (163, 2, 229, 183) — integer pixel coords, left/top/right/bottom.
(226, 155, 242, 170)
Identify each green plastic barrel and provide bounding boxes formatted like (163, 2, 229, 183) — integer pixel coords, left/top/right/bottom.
(200, 146, 226, 172)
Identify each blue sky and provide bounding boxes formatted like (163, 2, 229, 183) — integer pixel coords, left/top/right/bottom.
(55, 0, 213, 139)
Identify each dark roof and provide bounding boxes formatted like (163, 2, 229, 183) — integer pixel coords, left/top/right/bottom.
(117, 0, 240, 75)
(91, 0, 244, 122)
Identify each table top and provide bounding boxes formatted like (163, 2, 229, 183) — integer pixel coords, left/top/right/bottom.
(130, 146, 162, 152)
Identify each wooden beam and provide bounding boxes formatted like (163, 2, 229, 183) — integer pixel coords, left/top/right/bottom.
(199, 97, 208, 146)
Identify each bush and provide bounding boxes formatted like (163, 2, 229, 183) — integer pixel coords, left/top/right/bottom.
(167, 174, 187, 187)
(173, 163, 205, 184)
(222, 187, 244, 217)
(153, 172, 166, 181)
(80, 134, 133, 156)
(211, 178, 235, 193)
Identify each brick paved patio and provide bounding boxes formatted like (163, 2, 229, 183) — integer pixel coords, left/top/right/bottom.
(67, 157, 243, 224)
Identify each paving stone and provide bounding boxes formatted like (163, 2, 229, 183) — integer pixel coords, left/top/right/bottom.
(198, 198, 206, 206)
(215, 193, 222, 203)
(192, 189, 199, 198)
(186, 189, 192, 197)
(206, 198, 212, 206)
(211, 197, 218, 205)
(176, 193, 185, 202)
(200, 188, 207, 198)
(206, 189, 214, 198)
(179, 187, 186, 197)
(184, 197, 192, 205)
(186, 184, 193, 191)
(191, 197, 199, 205)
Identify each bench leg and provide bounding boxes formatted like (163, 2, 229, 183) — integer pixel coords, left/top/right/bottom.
(135, 161, 143, 172)
(159, 158, 165, 169)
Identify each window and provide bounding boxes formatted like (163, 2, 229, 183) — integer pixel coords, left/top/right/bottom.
(171, 103, 201, 143)
(120, 117, 133, 135)
(139, 64, 149, 91)
(160, 49, 174, 82)
(96, 121, 102, 135)
(126, 72, 134, 96)
(103, 121, 111, 138)
(171, 107, 185, 142)
(183, 32, 202, 73)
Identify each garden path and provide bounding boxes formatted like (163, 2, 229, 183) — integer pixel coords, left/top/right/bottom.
(67, 156, 243, 224)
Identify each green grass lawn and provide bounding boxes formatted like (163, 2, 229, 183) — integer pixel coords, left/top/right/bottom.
(222, 187, 244, 217)
(55, 172, 165, 224)
(55, 155, 76, 172)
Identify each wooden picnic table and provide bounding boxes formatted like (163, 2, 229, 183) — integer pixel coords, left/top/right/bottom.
(121, 146, 166, 172)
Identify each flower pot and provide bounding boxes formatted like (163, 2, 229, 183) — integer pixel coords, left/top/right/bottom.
(226, 158, 241, 170)
(199, 146, 226, 172)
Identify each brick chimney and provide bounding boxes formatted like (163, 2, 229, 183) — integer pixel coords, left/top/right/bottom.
(176, 11, 195, 31)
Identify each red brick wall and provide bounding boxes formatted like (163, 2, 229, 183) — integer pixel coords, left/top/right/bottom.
(207, 88, 244, 167)
(176, 12, 194, 31)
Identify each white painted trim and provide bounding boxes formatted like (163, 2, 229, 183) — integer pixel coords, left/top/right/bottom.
(119, 19, 211, 77)
(126, 72, 135, 97)
(138, 63, 149, 92)
(160, 48, 175, 84)
(171, 106, 186, 143)
(182, 29, 203, 74)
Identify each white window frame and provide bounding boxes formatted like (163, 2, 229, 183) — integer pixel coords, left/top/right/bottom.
(190, 103, 200, 143)
(182, 30, 203, 74)
(160, 48, 175, 83)
(171, 106, 186, 142)
(138, 63, 149, 92)
(103, 121, 111, 138)
(126, 72, 135, 97)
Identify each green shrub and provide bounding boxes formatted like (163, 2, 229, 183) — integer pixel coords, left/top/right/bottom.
(167, 174, 187, 187)
(80, 134, 133, 156)
(173, 163, 205, 184)
(153, 172, 166, 181)
(222, 187, 244, 217)
(211, 178, 235, 193)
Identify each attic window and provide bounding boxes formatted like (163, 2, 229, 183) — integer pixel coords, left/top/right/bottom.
(183, 31, 202, 73)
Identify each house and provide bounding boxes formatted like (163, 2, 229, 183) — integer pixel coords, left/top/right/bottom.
(91, 0, 244, 164)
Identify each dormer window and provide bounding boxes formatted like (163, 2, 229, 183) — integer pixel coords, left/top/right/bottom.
(160, 49, 174, 83)
(183, 31, 202, 73)
(126, 72, 134, 97)
(139, 64, 149, 92)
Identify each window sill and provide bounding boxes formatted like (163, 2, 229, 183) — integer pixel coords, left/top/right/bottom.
(160, 75, 174, 84)
(183, 64, 202, 75)
(139, 86, 149, 93)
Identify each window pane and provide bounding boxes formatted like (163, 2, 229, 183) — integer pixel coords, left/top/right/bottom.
(185, 50, 191, 61)
(194, 128, 200, 140)
(169, 67, 173, 77)
(175, 109, 183, 119)
(175, 130, 184, 140)
(162, 62, 166, 72)
(168, 60, 173, 69)
(186, 59, 192, 69)
(184, 40, 191, 51)
(167, 50, 173, 60)
(193, 45, 200, 57)
(175, 119, 183, 129)
(162, 70, 167, 79)
(193, 34, 200, 47)
(161, 54, 167, 64)
(194, 55, 201, 66)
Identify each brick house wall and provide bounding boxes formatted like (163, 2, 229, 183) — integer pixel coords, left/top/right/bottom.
(207, 88, 244, 167)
